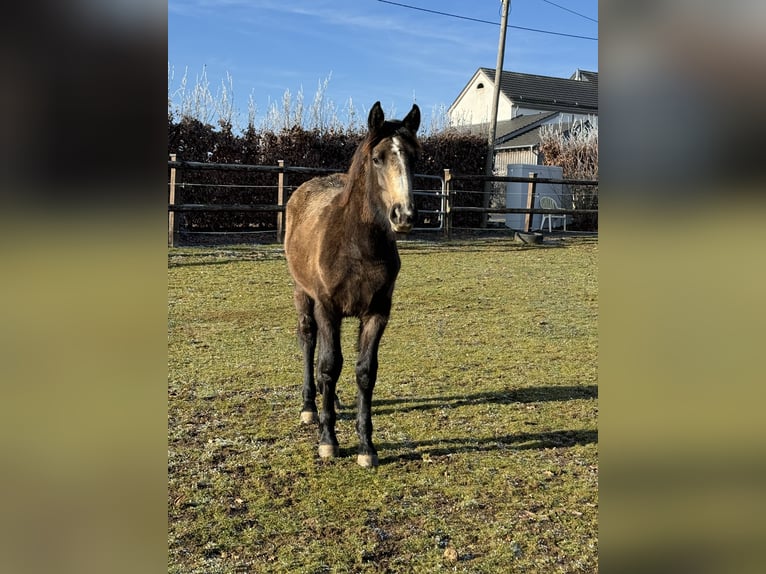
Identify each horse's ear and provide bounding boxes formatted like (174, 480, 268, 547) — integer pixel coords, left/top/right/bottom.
(368, 101, 385, 132)
(403, 104, 420, 134)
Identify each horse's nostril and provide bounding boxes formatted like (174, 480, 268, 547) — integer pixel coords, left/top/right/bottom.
(389, 203, 415, 229)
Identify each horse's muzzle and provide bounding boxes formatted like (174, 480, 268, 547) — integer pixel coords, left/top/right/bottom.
(389, 203, 415, 233)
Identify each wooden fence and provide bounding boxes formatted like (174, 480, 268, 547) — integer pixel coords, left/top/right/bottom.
(168, 156, 598, 245)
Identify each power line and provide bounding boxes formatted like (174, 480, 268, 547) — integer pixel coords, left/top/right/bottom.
(376, 0, 598, 41)
(539, 0, 598, 24)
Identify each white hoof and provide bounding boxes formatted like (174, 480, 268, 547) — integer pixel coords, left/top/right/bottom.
(357, 454, 379, 468)
(300, 411, 318, 424)
(318, 444, 339, 459)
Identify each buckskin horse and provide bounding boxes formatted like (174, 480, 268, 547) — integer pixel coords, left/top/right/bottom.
(284, 101, 421, 467)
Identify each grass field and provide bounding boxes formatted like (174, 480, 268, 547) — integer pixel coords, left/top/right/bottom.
(168, 235, 598, 573)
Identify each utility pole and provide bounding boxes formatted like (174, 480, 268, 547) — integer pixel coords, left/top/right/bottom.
(482, 0, 510, 227)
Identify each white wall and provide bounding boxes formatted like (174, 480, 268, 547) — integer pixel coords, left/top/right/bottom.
(449, 72, 515, 126)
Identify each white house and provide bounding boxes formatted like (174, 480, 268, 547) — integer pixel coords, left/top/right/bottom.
(449, 68, 598, 167)
(449, 67, 598, 127)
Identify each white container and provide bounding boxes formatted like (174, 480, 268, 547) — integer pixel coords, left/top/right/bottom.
(505, 164, 570, 230)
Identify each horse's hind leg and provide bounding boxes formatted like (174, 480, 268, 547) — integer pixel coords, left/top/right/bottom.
(355, 312, 389, 468)
(295, 290, 319, 424)
(314, 303, 343, 459)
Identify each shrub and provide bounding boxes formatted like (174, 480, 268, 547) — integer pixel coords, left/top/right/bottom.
(539, 118, 598, 231)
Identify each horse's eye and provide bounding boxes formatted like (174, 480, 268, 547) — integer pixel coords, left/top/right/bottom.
(372, 155, 382, 165)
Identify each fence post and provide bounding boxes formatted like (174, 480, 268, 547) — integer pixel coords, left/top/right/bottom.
(523, 172, 537, 233)
(443, 168, 452, 240)
(168, 154, 178, 247)
(277, 160, 286, 243)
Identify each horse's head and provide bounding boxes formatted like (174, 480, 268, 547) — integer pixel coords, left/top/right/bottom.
(367, 101, 421, 233)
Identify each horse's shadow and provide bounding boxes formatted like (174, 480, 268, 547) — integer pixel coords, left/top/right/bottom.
(334, 384, 598, 464)
(370, 429, 598, 465)
(369, 384, 597, 416)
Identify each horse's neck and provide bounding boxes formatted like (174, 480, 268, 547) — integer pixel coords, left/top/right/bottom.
(342, 165, 388, 230)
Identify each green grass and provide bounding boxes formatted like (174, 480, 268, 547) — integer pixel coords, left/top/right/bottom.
(168, 235, 598, 573)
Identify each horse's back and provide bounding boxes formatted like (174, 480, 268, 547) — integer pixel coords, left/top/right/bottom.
(284, 174, 347, 291)
(286, 174, 345, 224)
(286, 175, 345, 241)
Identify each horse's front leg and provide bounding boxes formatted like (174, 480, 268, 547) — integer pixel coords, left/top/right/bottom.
(315, 305, 343, 459)
(295, 290, 319, 424)
(355, 313, 389, 468)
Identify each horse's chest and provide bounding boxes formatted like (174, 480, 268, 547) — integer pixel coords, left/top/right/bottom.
(357, 260, 395, 290)
(321, 253, 399, 316)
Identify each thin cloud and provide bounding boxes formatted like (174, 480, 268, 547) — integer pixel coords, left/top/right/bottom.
(172, 0, 480, 51)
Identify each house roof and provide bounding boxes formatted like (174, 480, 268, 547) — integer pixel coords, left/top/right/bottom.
(452, 68, 599, 116)
(570, 69, 599, 84)
(461, 112, 558, 143)
(496, 116, 597, 150)
(496, 111, 557, 142)
(496, 112, 559, 150)
(495, 127, 547, 150)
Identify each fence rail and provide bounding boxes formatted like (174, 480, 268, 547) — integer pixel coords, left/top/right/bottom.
(441, 173, 599, 186)
(167, 160, 343, 176)
(168, 158, 597, 245)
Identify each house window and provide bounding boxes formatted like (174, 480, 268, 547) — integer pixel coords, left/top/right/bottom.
(476, 82, 484, 89)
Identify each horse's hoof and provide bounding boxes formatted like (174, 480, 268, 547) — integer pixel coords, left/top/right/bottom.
(318, 444, 339, 459)
(300, 411, 318, 424)
(357, 454, 379, 468)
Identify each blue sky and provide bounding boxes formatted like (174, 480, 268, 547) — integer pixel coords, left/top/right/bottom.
(168, 0, 598, 129)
